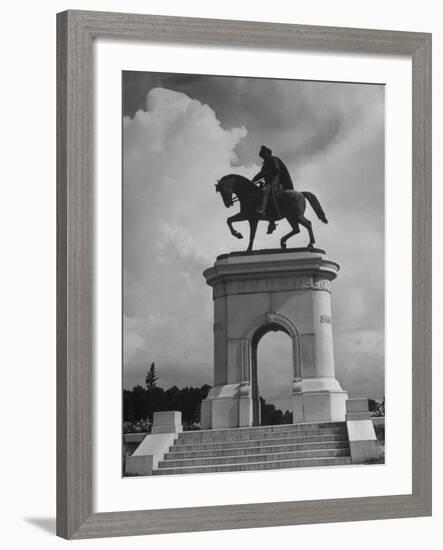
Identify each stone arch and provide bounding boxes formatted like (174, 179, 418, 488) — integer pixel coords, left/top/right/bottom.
(240, 312, 302, 385)
(240, 312, 302, 425)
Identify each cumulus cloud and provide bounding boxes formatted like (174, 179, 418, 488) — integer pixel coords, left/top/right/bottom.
(123, 88, 260, 390)
(335, 328, 385, 398)
(123, 78, 385, 401)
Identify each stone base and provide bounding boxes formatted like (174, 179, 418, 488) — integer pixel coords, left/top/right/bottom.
(201, 383, 252, 429)
(292, 378, 348, 423)
(202, 249, 348, 430)
(345, 398, 379, 463)
(202, 378, 348, 428)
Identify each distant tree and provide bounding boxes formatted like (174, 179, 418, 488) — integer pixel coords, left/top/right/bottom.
(378, 398, 385, 417)
(123, 382, 211, 427)
(123, 385, 148, 422)
(259, 397, 292, 425)
(145, 362, 159, 390)
(368, 398, 385, 417)
(282, 410, 293, 424)
(164, 384, 211, 425)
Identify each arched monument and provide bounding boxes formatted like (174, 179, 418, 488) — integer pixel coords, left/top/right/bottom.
(200, 247, 348, 430)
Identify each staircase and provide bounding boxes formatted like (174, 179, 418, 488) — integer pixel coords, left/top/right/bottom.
(153, 421, 351, 475)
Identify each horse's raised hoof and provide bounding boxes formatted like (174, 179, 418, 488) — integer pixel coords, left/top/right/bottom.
(234, 232, 243, 239)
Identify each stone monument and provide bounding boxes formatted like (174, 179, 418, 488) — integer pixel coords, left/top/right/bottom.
(200, 248, 348, 430)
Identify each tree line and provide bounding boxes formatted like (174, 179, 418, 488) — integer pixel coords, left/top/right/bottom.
(123, 362, 294, 432)
(124, 364, 385, 432)
(123, 363, 210, 431)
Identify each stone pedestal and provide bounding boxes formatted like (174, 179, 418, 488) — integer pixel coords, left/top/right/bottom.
(151, 411, 183, 434)
(345, 398, 379, 463)
(201, 248, 348, 429)
(125, 411, 183, 476)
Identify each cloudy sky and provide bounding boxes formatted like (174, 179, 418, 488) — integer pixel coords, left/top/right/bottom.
(122, 71, 385, 410)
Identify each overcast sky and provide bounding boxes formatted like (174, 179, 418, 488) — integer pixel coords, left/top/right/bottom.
(122, 71, 385, 409)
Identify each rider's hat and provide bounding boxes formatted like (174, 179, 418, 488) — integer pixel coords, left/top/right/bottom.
(259, 145, 272, 158)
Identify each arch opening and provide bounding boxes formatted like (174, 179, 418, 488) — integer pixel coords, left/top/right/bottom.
(251, 324, 294, 426)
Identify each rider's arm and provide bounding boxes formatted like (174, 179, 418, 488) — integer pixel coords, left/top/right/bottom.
(251, 168, 265, 182)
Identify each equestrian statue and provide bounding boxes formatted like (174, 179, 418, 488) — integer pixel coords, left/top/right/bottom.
(215, 145, 328, 252)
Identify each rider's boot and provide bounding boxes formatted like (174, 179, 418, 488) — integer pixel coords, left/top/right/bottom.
(256, 193, 268, 217)
(267, 221, 276, 234)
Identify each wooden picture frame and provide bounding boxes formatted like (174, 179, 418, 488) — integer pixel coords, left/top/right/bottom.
(57, 10, 432, 539)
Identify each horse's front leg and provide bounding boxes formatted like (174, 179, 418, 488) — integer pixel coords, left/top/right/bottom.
(247, 219, 258, 252)
(227, 212, 246, 239)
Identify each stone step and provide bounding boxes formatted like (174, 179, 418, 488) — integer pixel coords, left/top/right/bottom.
(175, 426, 347, 444)
(172, 432, 348, 452)
(153, 456, 352, 475)
(159, 448, 350, 468)
(178, 422, 345, 442)
(166, 440, 350, 460)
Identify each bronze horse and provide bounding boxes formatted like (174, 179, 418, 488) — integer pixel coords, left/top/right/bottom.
(215, 174, 328, 251)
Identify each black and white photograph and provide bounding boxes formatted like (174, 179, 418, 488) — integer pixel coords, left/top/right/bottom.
(122, 71, 386, 476)
(2, 0, 436, 546)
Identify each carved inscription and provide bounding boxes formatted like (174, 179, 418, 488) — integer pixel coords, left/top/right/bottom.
(313, 279, 331, 292)
(320, 315, 332, 324)
(225, 277, 331, 294)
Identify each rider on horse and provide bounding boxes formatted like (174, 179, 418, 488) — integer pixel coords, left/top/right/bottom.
(252, 145, 294, 233)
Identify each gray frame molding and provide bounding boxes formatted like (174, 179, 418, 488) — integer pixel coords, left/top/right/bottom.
(57, 10, 432, 539)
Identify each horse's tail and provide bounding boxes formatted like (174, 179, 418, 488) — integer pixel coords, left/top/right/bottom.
(302, 191, 328, 224)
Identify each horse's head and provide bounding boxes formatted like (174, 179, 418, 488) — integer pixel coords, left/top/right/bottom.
(215, 176, 235, 208)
